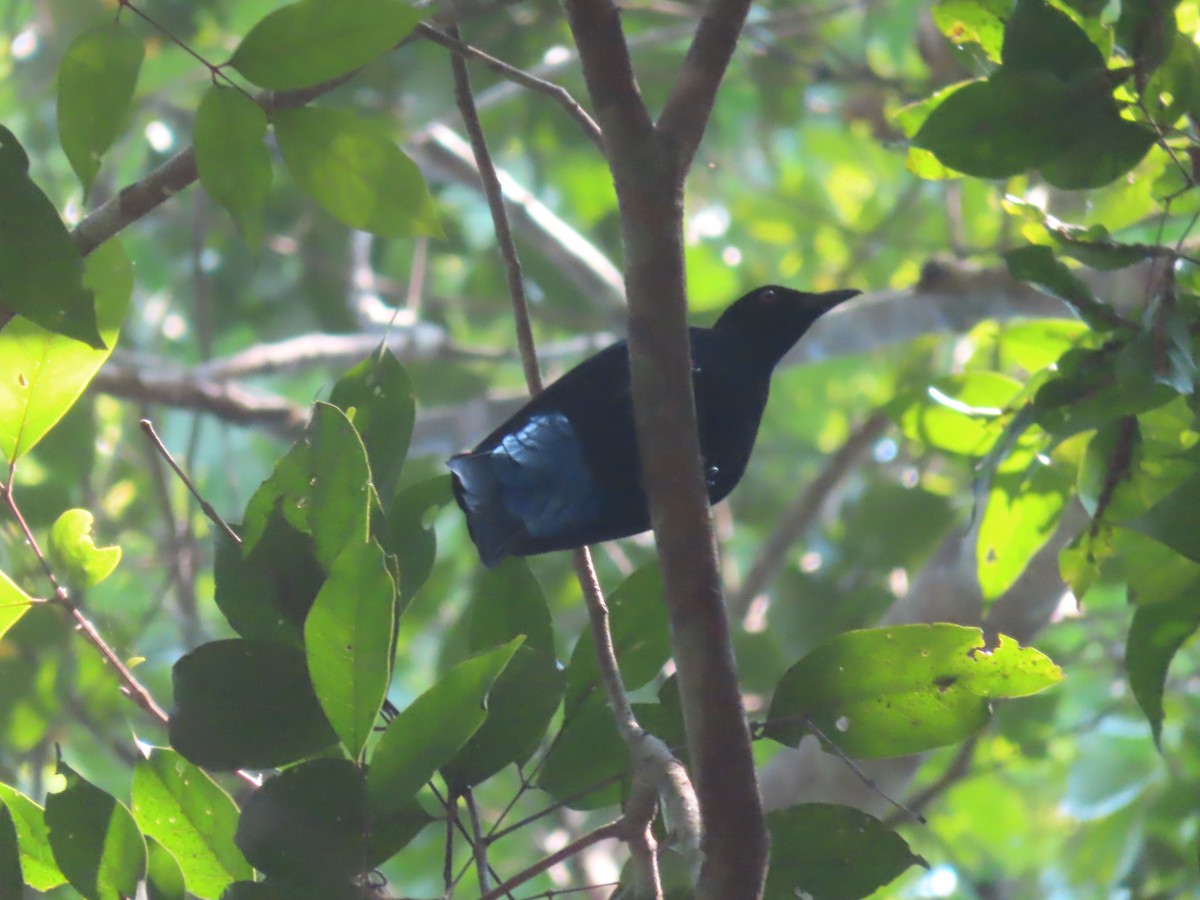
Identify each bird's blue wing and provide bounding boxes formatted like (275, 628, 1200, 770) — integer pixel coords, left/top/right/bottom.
(448, 411, 601, 566)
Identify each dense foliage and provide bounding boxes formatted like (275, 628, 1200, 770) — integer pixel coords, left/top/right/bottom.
(1, 0, 1199, 897)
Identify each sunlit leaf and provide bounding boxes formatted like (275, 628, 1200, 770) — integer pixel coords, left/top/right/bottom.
(0, 785, 63, 891)
(765, 625, 1063, 758)
(48, 509, 121, 588)
(0, 239, 131, 462)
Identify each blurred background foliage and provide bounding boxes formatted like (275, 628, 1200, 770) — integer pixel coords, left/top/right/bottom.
(2, 0, 1199, 896)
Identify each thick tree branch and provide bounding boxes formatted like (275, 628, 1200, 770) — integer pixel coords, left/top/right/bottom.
(564, 0, 763, 896)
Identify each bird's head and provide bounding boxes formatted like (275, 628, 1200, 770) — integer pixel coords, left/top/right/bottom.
(713, 284, 860, 366)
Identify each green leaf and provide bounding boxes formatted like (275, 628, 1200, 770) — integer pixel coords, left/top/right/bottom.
(274, 107, 441, 238)
(307, 401, 372, 569)
(194, 86, 272, 251)
(367, 637, 523, 814)
(890, 372, 1023, 456)
(170, 639, 337, 770)
(765, 624, 1063, 758)
(144, 837, 185, 900)
(912, 70, 1099, 179)
(48, 508, 121, 588)
(0, 801, 21, 900)
(467, 557, 555, 655)
(329, 349, 415, 505)
(45, 758, 146, 900)
(564, 564, 669, 713)
(0, 784, 64, 890)
(229, 0, 423, 90)
(1128, 470, 1200, 563)
(304, 539, 396, 758)
(978, 463, 1071, 601)
(241, 441, 310, 552)
(932, 0, 1006, 60)
(236, 760, 368, 886)
(538, 693, 626, 810)
(382, 475, 455, 607)
(765, 804, 927, 900)
(1002, 0, 1106, 79)
(131, 748, 252, 900)
(0, 238, 131, 462)
(0, 569, 33, 643)
(1126, 589, 1200, 748)
(1004, 243, 1120, 329)
(56, 21, 144, 196)
(0, 126, 100, 347)
(1039, 114, 1156, 190)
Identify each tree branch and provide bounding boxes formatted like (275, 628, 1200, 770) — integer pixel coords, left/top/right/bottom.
(564, 0, 763, 895)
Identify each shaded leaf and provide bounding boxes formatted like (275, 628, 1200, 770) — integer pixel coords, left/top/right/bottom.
(0, 126, 100, 347)
(538, 692, 626, 810)
(274, 107, 440, 238)
(765, 803, 927, 900)
(1002, 0, 1106, 79)
(145, 837, 185, 900)
(329, 348, 415, 505)
(367, 637, 522, 814)
(765, 625, 1063, 758)
(1128, 470, 1200, 563)
(131, 748, 252, 900)
(45, 758, 146, 900)
(307, 401, 372, 570)
(1126, 588, 1200, 748)
(56, 21, 144, 196)
(304, 539, 395, 758)
(230, 0, 423, 90)
(383, 475, 455, 608)
(0, 801, 20, 900)
(170, 639, 337, 770)
(194, 86, 272, 251)
(1039, 114, 1156, 190)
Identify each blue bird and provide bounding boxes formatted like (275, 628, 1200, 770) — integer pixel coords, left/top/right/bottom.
(448, 284, 859, 567)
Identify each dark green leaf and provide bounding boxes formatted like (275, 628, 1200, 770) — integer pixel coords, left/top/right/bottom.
(382, 475, 455, 608)
(564, 563, 668, 714)
(765, 804, 926, 900)
(0, 126, 99, 347)
(213, 518, 322, 645)
(912, 70, 1100, 179)
(45, 758, 146, 900)
(235, 760, 369, 886)
(1003, 244, 1103, 320)
(230, 0, 423, 90)
(537, 693, 626, 810)
(0, 238, 131, 462)
(131, 748, 252, 900)
(468, 558, 555, 655)
(329, 348, 415, 504)
(305, 539, 396, 758)
(1128, 470, 1200, 563)
(1047, 223, 1164, 270)
(0, 784, 64, 891)
(440, 645, 564, 790)
(765, 625, 1063, 758)
(367, 637, 522, 814)
(0, 801, 20, 900)
(307, 401, 373, 569)
(170, 639, 337, 770)
(241, 441, 310, 552)
(194, 86, 272, 251)
(274, 107, 440, 238)
(1116, 0, 1177, 76)
(1002, 0, 1106, 79)
(1126, 588, 1200, 748)
(56, 21, 144, 196)
(145, 837, 185, 900)
(1039, 114, 1156, 190)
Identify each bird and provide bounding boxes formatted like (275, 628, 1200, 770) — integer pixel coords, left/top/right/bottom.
(448, 284, 860, 567)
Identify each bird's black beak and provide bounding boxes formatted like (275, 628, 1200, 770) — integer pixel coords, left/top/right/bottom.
(818, 288, 862, 310)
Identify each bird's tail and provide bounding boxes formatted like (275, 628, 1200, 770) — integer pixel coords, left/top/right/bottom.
(447, 451, 520, 568)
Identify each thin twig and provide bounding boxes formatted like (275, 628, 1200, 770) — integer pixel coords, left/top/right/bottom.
(449, 24, 543, 395)
(465, 788, 492, 893)
(139, 419, 241, 545)
(478, 820, 625, 900)
(419, 23, 604, 151)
